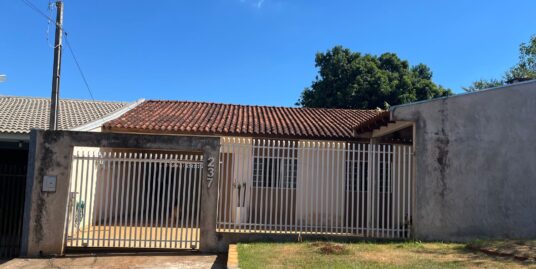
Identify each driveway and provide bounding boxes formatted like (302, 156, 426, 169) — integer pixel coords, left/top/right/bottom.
(0, 253, 226, 269)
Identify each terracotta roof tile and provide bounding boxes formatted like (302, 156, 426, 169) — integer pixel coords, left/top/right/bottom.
(103, 100, 386, 140)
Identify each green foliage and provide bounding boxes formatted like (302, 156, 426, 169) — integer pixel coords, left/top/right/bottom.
(297, 46, 452, 109)
(465, 35, 536, 92)
(74, 200, 85, 229)
(505, 35, 536, 82)
(462, 79, 504, 92)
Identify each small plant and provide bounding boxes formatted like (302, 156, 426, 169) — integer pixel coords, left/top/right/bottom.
(74, 200, 85, 230)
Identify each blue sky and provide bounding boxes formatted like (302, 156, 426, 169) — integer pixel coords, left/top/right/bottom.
(1, 0, 535, 106)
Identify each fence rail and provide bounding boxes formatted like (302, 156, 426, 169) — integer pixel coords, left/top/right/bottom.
(217, 138, 414, 239)
(65, 150, 203, 249)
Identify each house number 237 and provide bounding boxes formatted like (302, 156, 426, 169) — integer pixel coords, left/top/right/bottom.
(207, 157, 215, 188)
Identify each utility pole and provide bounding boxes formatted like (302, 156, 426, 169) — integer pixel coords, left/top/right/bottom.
(49, 0, 63, 130)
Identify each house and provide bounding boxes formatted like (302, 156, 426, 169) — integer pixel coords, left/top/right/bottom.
(48, 100, 413, 252)
(0, 96, 142, 258)
(65, 101, 412, 242)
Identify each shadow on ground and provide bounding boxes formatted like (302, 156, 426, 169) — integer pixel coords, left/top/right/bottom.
(0, 252, 227, 269)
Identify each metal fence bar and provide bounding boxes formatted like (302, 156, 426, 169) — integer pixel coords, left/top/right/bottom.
(126, 153, 133, 248)
(402, 146, 407, 238)
(381, 144, 386, 237)
(224, 139, 231, 231)
(314, 142, 320, 234)
(248, 138, 255, 233)
(324, 142, 329, 234)
(335, 142, 341, 234)
(178, 154, 186, 248)
(408, 148, 412, 239)
(261, 139, 266, 232)
(360, 144, 365, 235)
(397, 146, 401, 238)
(88, 151, 97, 247)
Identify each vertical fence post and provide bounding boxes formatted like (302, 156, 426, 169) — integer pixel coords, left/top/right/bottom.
(199, 140, 221, 252)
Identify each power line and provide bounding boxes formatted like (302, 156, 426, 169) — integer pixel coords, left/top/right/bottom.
(64, 34, 95, 101)
(19, 0, 96, 101)
(20, 0, 58, 27)
(46, 0, 55, 48)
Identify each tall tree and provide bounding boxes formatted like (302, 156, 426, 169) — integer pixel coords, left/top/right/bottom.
(297, 46, 451, 109)
(464, 35, 536, 92)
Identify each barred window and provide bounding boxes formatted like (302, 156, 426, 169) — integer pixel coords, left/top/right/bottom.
(252, 141, 298, 189)
(345, 147, 392, 193)
(345, 159, 368, 192)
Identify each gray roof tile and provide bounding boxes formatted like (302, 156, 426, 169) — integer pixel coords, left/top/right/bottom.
(0, 96, 128, 133)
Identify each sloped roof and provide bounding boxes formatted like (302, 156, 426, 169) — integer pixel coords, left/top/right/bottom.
(353, 111, 391, 133)
(103, 100, 385, 140)
(0, 96, 129, 134)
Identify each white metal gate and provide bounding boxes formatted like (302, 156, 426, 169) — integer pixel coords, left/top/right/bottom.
(65, 149, 203, 250)
(217, 138, 414, 239)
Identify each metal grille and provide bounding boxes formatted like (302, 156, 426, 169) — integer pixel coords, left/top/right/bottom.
(0, 164, 26, 258)
(65, 149, 203, 250)
(217, 138, 414, 239)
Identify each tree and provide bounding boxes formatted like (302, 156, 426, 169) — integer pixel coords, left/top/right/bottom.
(464, 35, 536, 92)
(297, 46, 452, 109)
(505, 35, 536, 82)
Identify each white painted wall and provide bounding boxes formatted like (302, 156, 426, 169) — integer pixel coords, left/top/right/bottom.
(67, 146, 101, 237)
(295, 141, 346, 228)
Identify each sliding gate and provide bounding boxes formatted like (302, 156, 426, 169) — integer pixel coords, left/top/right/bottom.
(65, 149, 203, 250)
(0, 163, 27, 258)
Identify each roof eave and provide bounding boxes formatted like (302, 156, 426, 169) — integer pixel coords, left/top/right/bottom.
(103, 126, 364, 142)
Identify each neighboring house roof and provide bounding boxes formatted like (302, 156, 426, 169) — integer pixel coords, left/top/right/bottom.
(103, 100, 386, 140)
(0, 96, 133, 134)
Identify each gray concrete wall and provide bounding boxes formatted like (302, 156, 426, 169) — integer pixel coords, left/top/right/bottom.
(391, 80, 536, 241)
(21, 130, 219, 257)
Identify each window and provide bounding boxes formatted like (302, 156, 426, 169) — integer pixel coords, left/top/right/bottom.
(345, 149, 392, 193)
(345, 158, 368, 192)
(252, 142, 298, 189)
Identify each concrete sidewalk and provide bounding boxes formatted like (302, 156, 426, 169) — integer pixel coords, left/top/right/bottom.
(0, 253, 226, 269)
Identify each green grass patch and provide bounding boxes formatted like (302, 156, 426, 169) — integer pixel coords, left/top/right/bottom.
(237, 241, 534, 269)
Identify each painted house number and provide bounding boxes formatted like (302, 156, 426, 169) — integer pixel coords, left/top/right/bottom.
(207, 156, 215, 188)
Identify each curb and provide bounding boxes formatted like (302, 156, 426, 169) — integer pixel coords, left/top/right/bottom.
(227, 244, 239, 269)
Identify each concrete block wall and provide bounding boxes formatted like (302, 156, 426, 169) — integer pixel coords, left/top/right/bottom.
(391, 80, 536, 241)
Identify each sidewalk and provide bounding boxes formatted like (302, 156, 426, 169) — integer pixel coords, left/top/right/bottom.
(0, 253, 227, 269)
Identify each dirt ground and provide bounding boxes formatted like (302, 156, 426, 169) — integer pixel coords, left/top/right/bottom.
(468, 240, 536, 261)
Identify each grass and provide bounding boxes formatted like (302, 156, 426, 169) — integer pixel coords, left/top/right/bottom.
(237, 241, 536, 269)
